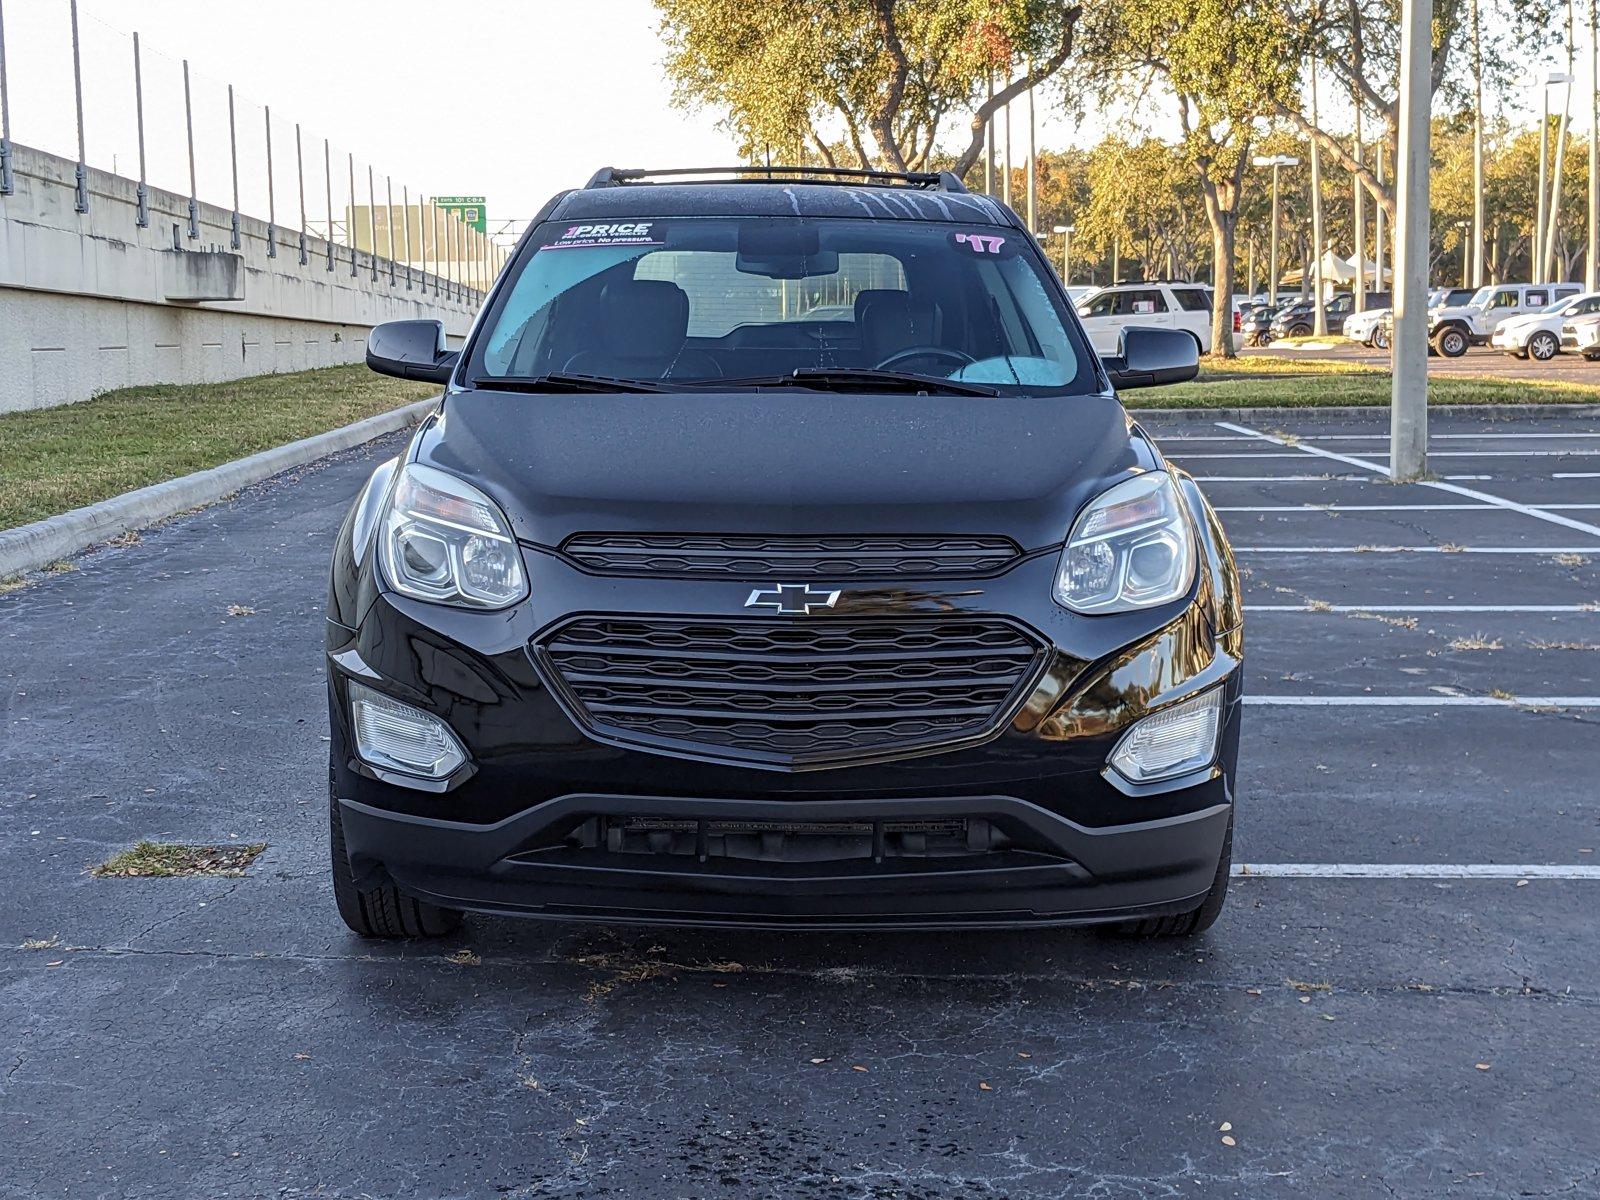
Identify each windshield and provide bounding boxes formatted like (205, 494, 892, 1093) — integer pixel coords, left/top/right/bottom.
(466, 217, 1096, 394)
(1466, 287, 1496, 309)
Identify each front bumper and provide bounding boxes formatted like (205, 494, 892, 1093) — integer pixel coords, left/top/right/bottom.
(336, 789, 1233, 930)
(327, 541, 1243, 929)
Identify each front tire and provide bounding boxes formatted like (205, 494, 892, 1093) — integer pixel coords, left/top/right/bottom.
(1103, 812, 1233, 938)
(1432, 325, 1469, 357)
(1528, 331, 1560, 362)
(329, 774, 462, 938)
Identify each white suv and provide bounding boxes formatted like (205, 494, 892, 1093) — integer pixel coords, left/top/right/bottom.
(1429, 282, 1583, 357)
(1076, 281, 1216, 355)
(1491, 292, 1600, 360)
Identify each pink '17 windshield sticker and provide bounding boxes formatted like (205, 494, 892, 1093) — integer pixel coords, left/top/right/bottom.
(950, 231, 1009, 255)
(542, 222, 666, 250)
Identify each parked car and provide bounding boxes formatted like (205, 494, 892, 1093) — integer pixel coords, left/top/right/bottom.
(1561, 313, 1600, 359)
(1343, 307, 1390, 348)
(329, 165, 1242, 939)
(1240, 304, 1278, 346)
(1272, 292, 1391, 339)
(1428, 281, 1584, 357)
(1076, 280, 1216, 354)
(1490, 292, 1600, 360)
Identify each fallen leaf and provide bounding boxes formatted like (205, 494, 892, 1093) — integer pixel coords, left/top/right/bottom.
(1017, 1052, 1032, 1059)
(809, 1057, 828, 1065)
(1219, 1122, 1232, 1132)
(1221, 1135, 1237, 1147)
(978, 1082, 993, 1091)
(293, 1052, 312, 1061)
(851, 1064, 868, 1073)
(1245, 988, 1261, 996)
(1475, 1063, 1491, 1071)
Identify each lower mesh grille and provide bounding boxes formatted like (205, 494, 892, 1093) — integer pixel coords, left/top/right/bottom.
(536, 615, 1047, 768)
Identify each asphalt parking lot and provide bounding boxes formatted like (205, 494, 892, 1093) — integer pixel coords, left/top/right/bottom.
(3, 404, 1598, 1199)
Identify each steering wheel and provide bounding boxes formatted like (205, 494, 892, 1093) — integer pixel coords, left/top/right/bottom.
(874, 346, 977, 373)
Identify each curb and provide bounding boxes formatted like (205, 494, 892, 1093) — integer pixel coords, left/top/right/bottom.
(1128, 403, 1600, 421)
(0, 396, 439, 580)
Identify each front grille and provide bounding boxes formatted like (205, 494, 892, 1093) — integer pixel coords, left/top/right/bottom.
(537, 615, 1047, 768)
(559, 533, 1022, 579)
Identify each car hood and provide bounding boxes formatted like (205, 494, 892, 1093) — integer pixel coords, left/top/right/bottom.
(417, 388, 1143, 552)
(1498, 312, 1557, 333)
(1432, 305, 1482, 320)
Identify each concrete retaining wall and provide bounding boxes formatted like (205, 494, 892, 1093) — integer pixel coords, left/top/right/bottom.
(0, 142, 482, 412)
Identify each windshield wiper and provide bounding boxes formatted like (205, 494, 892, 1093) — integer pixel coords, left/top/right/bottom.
(706, 368, 998, 397)
(470, 372, 668, 394)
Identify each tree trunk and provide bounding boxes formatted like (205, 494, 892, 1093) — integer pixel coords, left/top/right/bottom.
(1208, 211, 1237, 359)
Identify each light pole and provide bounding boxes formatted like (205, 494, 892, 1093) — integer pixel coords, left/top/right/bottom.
(1530, 71, 1575, 283)
(1392, 0, 1433, 482)
(1456, 219, 1472, 287)
(1052, 224, 1075, 284)
(1253, 155, 1301, 303)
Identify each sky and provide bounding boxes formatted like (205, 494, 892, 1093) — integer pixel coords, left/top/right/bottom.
(0, 0, 1586, 239)
(3, 0, 1095, 235)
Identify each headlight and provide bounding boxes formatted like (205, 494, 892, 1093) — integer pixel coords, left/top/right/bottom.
(1053, 472, 1195, 613)
(378, 463, 528, 608)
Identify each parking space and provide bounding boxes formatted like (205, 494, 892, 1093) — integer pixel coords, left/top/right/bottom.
(3, 410, 1599, 1198)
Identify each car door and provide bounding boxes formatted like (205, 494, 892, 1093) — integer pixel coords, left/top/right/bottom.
(1481, 287, 1524, 333)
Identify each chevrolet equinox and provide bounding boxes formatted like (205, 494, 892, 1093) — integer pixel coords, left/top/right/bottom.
(327, 165, 1243, 938)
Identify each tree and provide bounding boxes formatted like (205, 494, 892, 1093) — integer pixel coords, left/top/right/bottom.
(1083, 0, 1296, 355)
(655, 0, 1082, 175)
(1274, 0, 1562, 222)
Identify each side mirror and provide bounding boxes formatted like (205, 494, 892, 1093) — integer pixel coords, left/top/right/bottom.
(1100, 327, 1200, 391)
(366, 320, 458, 384)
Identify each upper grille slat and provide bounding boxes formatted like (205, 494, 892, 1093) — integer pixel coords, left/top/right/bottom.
(560, 533, 1022, 579)
(538, 615, 1047, 768)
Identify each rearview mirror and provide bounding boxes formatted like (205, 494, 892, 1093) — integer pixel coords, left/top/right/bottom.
(366, 320, 459, 384)
(1100, 327, 1200, 391)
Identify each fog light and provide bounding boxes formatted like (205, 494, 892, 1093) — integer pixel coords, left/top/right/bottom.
(350, 682, 467, 780)
(1108, 688, 1222, 784)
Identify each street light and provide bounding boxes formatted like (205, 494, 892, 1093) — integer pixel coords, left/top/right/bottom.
(1253, 155, 1301, 303)
(1052, 223, 1075, 285)
(1527, 71, 1576, 284)
(1455, 219, 1472, 287)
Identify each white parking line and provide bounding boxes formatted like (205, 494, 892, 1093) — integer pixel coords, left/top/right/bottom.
(1233, 863, 1600, 880)
(1215, 421, 1600, 539)
(1156, 432, 1600, 442)
(1555, 472, 1600, 478)
(1177, 450, 1600, 459)
(1246, 695, 1600, 706)
(1245, 603, 1597, 612)
(1236, 545, 1597, 554)
(1194, 474, 1495, 482)
(1217, 503, 1600, 512)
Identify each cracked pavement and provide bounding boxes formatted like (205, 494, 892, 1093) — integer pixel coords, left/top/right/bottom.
(3, 410, 1599, 1198)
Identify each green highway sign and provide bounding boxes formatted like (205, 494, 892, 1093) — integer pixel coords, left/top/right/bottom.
(435, 195, 487, 233)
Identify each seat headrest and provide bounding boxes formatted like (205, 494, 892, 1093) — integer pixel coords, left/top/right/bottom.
(600, 279, 690, 358)
(858, 291, 940, 360)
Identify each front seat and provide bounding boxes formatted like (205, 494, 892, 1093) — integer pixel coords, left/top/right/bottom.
(563, 279, 691, 379)
(857, 291, 942, 364)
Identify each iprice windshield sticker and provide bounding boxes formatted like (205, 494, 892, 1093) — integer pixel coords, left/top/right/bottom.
(949, 230, 1015, 257)
(543, 222, 665, 250)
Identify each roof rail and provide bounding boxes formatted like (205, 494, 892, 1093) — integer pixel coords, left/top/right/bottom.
(584, 165, 968, 193)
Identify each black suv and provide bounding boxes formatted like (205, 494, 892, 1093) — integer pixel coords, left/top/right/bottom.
(327, 166, 1243, 937)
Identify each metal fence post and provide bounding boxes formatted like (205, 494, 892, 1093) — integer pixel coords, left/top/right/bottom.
(1, 0, 17, 195)
(366, 165, 378, 282)
(295, 123, 307, 265)
(131, 32, 147, 223)
(69, 0, 89, 212)
(227, 85, 241, 247)
(402, 185, 413, 290)
(264, 106, 276, 257)
(385, 175, 396, 285)
(347, 152, 357, 277)
(323, 138, 334, 270)
(182, 60, 199, 237)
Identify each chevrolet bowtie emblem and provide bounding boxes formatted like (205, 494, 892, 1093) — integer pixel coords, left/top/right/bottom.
(744, 582, 842, 616)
